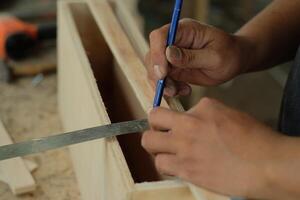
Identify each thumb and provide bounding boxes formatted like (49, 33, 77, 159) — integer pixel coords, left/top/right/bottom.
(166, 46, 219, 69)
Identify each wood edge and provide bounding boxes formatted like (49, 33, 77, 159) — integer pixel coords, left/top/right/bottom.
(58, 0, 135, 191)
(134, 179, 188, 190)
(87, 0, 168, 111)
(0, 119, 36, 195)
(24, 159, 38, 172)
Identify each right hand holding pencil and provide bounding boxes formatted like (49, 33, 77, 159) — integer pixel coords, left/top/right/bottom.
(146, 18, 255, 96)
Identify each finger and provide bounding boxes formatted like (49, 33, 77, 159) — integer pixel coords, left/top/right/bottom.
(155, 154, 180, 176)
(169, 68, 223, 86)
(142, 130, 177, 154)
(176, 81, 192, 96)
(148, 19, 204, 81)
(164, 79, 191, 97)
(174, 18, 209, 48)
(146, 53, 178, 96)
(148, 107, 181, 131)
(164, 78, 178, 97)
(166, 46, 221, 70)
(149, 24, 170, 80)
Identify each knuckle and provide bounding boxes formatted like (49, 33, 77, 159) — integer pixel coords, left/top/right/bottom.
(185, 117, 199, 131)
(178, 158, 200, 180)
(213, 52, 224, 68)
(180, 18, 191, 23)
(177, 140, 193, 160)
(182, 50, 195, 65)
(180, 18, 197, 26)
(155, 155, 166, 172)
(149, 30, 157, 41)
(178, 164, 193, 180)
(177, 114, 189, 122)
(141, 131, 151, 148)
(149, 29, 163, 42)
(178, 115, 194, 127)
(148, 108, 158, 119)
(148, 108, 162, 124)
(198, 97, 214, 108)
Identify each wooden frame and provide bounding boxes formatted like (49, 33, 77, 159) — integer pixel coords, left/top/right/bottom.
(58, 1, 229, 199)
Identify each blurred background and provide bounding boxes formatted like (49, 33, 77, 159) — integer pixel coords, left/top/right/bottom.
(0, 0, 290, 199)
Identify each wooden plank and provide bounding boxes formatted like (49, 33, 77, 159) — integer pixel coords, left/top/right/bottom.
(24, 159, 38, 172)
(58, 2, 134, 200)
(130, 181, 195, 200)
(87, 0, 164, 111)
(0, 119, 36, 195)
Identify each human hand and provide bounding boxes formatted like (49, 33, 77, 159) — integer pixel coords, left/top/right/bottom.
(142, 98, 283, 198)
(146, 19, 255, 96)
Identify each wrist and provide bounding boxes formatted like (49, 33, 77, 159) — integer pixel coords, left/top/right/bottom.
(243, 133, 288, 200)
(241, 160, 273, 199)
(233, 34, 261, 74)
(262, 136, 300, 200)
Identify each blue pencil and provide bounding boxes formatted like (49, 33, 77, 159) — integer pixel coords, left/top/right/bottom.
(153, 0, 183, 107)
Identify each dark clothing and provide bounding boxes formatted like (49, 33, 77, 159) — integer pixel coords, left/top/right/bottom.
(279, 46, 300, 136)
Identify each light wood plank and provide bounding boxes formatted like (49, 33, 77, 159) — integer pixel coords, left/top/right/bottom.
(24, 159, 38, 172)
(0, 119, 36, 195)
(58, 2, 134, 200)
(130, 181, 195, 200)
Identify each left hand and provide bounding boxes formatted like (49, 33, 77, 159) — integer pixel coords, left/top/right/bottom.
(142, 97, 283, 199)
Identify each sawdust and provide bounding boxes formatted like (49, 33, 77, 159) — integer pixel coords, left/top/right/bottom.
(0, 75, 80, 200)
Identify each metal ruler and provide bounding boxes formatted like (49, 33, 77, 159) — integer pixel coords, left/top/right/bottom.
(0, 119, 149, 161)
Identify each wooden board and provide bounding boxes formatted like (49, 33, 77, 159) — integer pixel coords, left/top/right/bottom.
(0, 119, 36, 195)
(58, 1, 229, 200)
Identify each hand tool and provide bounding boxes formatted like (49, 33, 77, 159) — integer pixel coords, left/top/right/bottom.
(0, 16, 56, 60)
(0, 119, 149, 161)
(0, 15, 56, 82)
(153, 0, 183, 107)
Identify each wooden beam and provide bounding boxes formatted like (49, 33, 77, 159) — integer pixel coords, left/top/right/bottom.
(0, 119, 36, 195)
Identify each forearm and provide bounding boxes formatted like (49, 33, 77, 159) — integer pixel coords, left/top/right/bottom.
(236, 0, 300, 72)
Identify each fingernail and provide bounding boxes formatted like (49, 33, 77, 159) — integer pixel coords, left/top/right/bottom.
(154, 65, 164, 79)
(167, 46, 181, 60)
